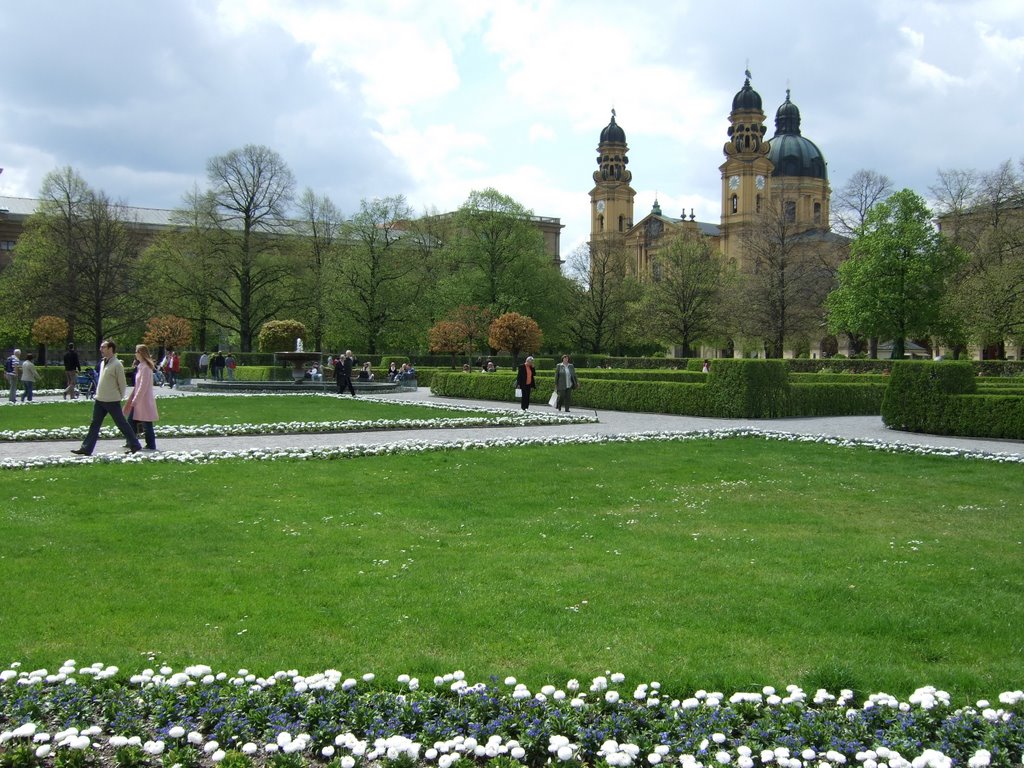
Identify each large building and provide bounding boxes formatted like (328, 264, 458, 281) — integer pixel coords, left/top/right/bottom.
(589, 72, 847, 358)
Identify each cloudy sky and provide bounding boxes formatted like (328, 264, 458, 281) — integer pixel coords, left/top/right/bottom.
(1, 0, 1022, 256)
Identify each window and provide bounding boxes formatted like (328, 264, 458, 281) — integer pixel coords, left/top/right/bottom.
(814, 202, 822, 225)
(598, 215, 604, 232)
(619, 214, 625, 232)
(755, 195, 761, 213)
(731, 195, 738, 214)
(784, 201, 796, 223)
(0, 241, 14, 251)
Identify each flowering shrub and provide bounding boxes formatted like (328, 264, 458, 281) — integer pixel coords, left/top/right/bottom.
(1, 663, 1021, 768)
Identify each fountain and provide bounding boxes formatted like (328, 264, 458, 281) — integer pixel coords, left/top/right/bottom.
(275, 338, 321, 382)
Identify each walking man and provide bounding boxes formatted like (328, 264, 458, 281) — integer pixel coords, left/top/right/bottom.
(72, 339, 143, 456)
(5, 348, 20, 403)
(336, 349, 356, 396)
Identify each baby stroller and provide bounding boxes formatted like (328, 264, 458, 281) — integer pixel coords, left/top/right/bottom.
(76, 369, 97, 399)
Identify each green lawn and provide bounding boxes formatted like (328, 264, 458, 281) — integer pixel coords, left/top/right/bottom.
(1, 437, 1021, 699)
(0, 395, 493, 433)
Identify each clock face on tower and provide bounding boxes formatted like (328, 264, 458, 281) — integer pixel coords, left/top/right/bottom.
(755, 175, 766, 190)
(728, 175, 740, 190)
(596, 200, 606, 214)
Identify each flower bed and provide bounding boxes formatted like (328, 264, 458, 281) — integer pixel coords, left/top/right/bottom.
(0, 396, 595, 443)
(1, 663, 1021, 768)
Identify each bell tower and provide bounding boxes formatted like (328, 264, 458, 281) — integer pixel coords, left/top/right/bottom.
(589, 109, 635, 248)
(719, 71, 774, 263)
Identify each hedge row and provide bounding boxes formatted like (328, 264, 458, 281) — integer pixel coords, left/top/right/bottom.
(431, 360, 884, 419)
(881, 361, 1024, 439)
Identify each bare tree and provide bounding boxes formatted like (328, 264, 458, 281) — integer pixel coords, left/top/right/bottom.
(734, 196, 839, 358)
(206, 144, 297, 351)
(564, 240, 639, 354)
(933, 160, 1024, 354)
(832, 169, 894, 237)
(642, 232, 726, 358)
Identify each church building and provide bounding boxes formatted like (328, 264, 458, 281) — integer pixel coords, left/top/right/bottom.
(589, 72, 846, 358)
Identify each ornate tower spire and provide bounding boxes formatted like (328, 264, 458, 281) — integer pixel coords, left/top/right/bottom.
(590, 109, 636, 244)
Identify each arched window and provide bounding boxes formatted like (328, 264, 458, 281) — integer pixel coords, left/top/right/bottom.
(784, 201, 796, 223)
(814, 202, 822, 225)
(619, 215, 625, 232)
(756, 194, 762, 213)
(731, 195, 738, 214)
(598, 214, 604, 232)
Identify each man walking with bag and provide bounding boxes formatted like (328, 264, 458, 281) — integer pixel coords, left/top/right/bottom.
(554, 354, 579, 412)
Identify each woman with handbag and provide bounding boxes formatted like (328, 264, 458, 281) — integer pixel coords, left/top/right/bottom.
(554, 354, 579, 412)
(515, 356, 537, 410)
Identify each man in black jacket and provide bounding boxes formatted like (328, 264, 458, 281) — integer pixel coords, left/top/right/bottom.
(63, 343, 81, 400)
(337, 350, 356, 396)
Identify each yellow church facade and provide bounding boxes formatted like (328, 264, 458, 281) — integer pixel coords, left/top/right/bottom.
(589, 72, 846, 358)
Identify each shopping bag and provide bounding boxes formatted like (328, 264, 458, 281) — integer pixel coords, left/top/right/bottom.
(514, 387, 522, 398)
(548, 391, 558, 408)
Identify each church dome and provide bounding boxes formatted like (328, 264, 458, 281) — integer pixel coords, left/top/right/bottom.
(600, 110, 626, 144)
(767, 90, 827, 180)
(731, 72, 763, 111)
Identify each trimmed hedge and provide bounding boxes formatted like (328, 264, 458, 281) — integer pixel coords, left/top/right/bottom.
(575, 369, 708, 384)
(880, 361, 1024, 439)
(431, 360, 883, 419)
(881, 361, 977, 434)
(788, 383, 886, 417)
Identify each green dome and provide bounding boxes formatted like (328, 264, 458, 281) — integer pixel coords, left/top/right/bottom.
(767, 91, 827, 180)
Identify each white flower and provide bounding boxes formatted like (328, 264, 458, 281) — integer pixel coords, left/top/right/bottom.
(168, 726, 185, 739)
(716, 751, 732, 764)
(606, 690, 620, 704)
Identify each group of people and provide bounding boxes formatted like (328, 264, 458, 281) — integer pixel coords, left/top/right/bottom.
(4, 348, 39, 403)
(515, 354, 579, 412)
(71, 339, 160, 456)
(198, 350, 236, 381)
(325, 352, 417, 396)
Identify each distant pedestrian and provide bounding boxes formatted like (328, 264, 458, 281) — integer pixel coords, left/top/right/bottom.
(5, 348, 21, 402)
(63, 343, 81, 399)
(212, 350, 225, 381)
(19, 353, 38, 402)
(226, 353, 236, 380)
(336, 350, 356, 396)
(702, 359, 710, 374)
(72, 339, 142, 456)
(198, 351, 209, 378)
(515, 355, 537, 410)
(123, 344, 160, 451)
(554, 354, 579, 412)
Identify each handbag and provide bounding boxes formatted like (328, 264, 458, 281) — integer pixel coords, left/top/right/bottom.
(514, 387, 523, 398)
(548, 391, 558, 408)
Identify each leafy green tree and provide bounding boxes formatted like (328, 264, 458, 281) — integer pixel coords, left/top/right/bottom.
(444, 189, 564, 323)
(137, 185, 231, 351)
(292, 188, 344, 351)
(206, 144, 297, 352)
(258, 319, 307, 352)
(827, 189, 964, 358)
(336, 196, 423, 354)
(4, 167, 144, 350)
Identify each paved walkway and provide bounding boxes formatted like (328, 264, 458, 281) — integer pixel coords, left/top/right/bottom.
(3, 387, 1022, 461)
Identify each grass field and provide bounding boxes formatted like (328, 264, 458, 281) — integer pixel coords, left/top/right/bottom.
(1, 436, 1021, 699)
(0, 395, 493, 433)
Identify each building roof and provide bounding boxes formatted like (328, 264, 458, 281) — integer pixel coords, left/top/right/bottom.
(0, 195, 179, 230)
(599, 110, 627, 144)
(767, 91, 827, 180)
